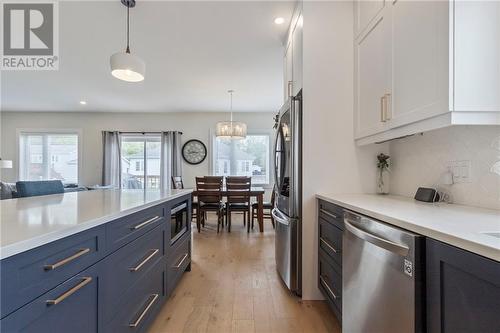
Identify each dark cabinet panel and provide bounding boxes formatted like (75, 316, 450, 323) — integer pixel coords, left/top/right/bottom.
(106, 204, 165, 252)
(319, 218, 343, 266)
(317, 199, 344, 324)
(0, 226, 105, 319)
(426, 239, 500, 333)
(0, 265, 99, 333)
(104, 263, 166, 333)
(167, 234, 191, 297)
(100, 224, 166, 323)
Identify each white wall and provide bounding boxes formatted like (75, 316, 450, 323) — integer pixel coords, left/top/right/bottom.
(301, 1, 388, 300)
(389, 125, 500, 210)
(0, 111, 275, 192)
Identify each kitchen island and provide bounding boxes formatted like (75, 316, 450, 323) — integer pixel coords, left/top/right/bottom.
(0, 189, 192, 333)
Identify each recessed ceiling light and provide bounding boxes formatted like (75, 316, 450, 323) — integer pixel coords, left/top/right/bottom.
(274, 17, 285, 25)
(79, 101, 87, 105)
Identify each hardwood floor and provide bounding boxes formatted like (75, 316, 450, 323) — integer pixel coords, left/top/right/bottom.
(148, 215, 341, 333)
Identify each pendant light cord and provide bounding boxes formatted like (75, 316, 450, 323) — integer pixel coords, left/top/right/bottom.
(126, 6, 130, 53)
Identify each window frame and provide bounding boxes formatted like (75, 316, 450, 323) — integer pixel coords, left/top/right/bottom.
(210, 129, 274, 187)
(17, 128, 83, 184)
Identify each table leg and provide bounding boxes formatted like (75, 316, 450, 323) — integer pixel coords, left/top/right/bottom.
(257, 193, 264, 232)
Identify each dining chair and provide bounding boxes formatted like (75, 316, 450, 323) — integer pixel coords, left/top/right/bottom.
(252, 189, 275, 229)
(225, 176, 252, 232)
(172, 176, 197, 221)
(195, 176, 224, 233)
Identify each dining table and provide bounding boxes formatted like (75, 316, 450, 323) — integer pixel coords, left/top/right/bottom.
(191, 186, 266, 232)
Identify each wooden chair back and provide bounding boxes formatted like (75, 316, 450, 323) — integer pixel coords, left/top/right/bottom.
(171, 176, 184, 189)
(196, 176, 223, 204)
(226, 177, 251, 204)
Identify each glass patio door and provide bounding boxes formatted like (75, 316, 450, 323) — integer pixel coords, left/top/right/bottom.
(121, 135, 161, 189)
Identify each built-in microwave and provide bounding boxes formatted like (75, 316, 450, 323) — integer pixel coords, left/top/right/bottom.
(170, 201, 188, 244)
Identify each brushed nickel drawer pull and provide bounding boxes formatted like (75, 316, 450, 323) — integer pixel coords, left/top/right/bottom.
(173, 253, 188, 268)
(129, 249, 160, 272)
(129, 294, 159, 328)
(46, 277, 92, 305)
(131, 216, 161, 230)
(320, 209, 339, 219)
(320, 275, 339, 300)
(320, 237, 339, 254)
(44, 248, 91, 271)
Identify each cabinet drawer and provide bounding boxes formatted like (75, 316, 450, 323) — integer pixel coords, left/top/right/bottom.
(0, 227, 105, 318)
(318, 252, 342, 320)
(167, 235, 191, 296)
(319, 218, 343, 266)
(104, 263, 165, 333)
(106, 204, 166, 252)
(101, 224, 166, 323)
(0, 265, 99, 333)
(318, 200, 344, 230)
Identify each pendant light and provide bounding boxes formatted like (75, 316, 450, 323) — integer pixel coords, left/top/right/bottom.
(110, 0, 145, 82)
(216, 90, 247, 139)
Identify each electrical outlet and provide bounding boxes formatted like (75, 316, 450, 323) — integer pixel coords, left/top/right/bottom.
(447, 160, 472, 183)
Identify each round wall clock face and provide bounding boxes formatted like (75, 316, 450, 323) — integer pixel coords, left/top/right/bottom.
(182, 139, 207, 165)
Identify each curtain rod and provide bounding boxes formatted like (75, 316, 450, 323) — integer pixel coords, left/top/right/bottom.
(116, 131, 183, 135)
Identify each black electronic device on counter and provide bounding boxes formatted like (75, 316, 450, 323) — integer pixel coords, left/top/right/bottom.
(414, 187, 440, 202)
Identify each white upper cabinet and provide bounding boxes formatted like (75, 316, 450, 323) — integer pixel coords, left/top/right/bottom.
(454, 1, 500, 112)
(283, 5, 302, 101)
(355, 0, 385, 38)
(291, 15, 303, 97)
(390, 0, 449, 127)
(354, 0, 500, 145)
(355, 9, 391, 137)
(284, 41, 293, 101)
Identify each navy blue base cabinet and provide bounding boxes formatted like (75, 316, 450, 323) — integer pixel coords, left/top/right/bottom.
(0, 194, 192, 333)
(426, 239, 500, 333)
(317, 200, 344, 324)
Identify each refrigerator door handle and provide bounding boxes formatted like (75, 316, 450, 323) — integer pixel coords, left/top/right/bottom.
(272, 208, 291, 226)
(344, 219, 409, 256)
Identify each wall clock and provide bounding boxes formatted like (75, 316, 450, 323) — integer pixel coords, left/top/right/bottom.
(182, 139, 207, 165)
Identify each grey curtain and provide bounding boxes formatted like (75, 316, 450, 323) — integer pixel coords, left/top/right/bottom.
(160, 131, 183, 190)
(102, 131, 122, 188)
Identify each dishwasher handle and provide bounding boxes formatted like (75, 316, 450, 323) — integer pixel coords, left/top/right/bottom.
(344, 219, 409, 257)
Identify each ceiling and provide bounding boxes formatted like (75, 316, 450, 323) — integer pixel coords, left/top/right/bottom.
(1, 1, 294, 113)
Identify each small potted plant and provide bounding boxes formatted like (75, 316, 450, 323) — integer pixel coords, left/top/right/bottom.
(376, 153, 390, 194)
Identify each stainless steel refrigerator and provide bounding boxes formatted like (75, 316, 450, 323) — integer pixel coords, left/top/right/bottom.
(272, 90, 302, 295)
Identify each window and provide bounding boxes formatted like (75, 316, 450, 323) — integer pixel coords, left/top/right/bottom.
(19, 132, 79, 184)
(213, 134, 271, 185)
(121, 135, 161, 189)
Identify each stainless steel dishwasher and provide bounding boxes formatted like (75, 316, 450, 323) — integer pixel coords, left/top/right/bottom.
(343, 211, 424, 333)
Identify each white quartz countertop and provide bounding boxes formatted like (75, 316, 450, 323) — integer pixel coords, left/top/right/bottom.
(0, 189, 192, 260)
(316, 193, 500, 262)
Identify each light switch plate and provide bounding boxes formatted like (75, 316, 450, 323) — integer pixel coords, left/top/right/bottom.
(447, 160, 472, 183)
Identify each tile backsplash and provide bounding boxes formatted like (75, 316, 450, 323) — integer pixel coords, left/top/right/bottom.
(389, 125, 500, 210)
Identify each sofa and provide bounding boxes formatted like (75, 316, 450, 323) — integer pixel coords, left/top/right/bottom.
(0, 181, 88, 200)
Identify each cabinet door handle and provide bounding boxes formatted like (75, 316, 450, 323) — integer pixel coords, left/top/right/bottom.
(46, 277, 92, 305)
(129, 294, 159, 328)
(129, 249, 160, 272)
(44, 248, 91, 271)
(173, 253, 189, 268)
(320, 237, 340, 254)
(384, 93, 392, 120)
(320, 209, 339, 219)
(320, 275, 339, 300)
(131, 216, 161, 230)
(380, 95, 386, 122)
